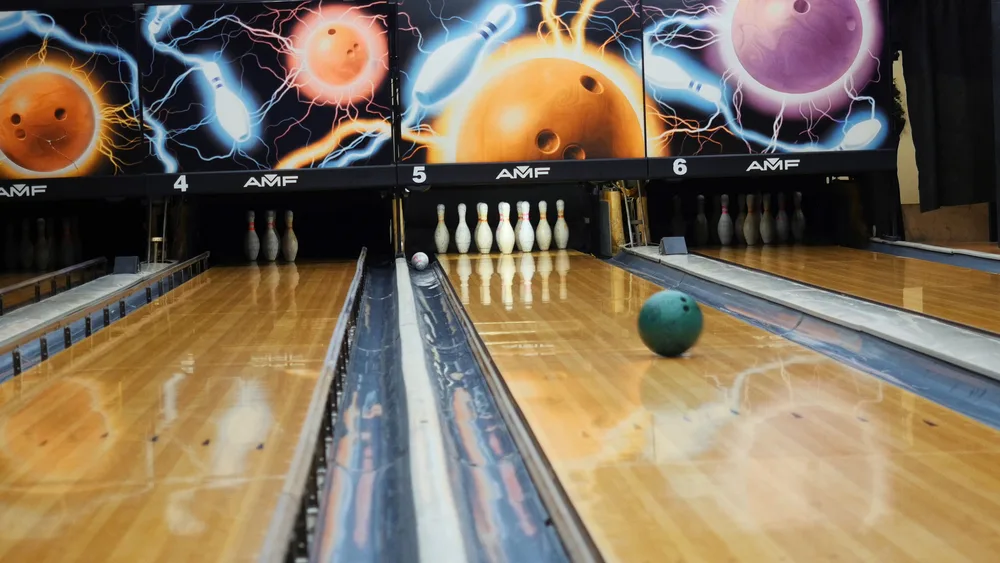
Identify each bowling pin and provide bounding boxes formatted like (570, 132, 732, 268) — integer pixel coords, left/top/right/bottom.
(792, 192, 806, 243)
(455, 203, 471, 254)
(671, 196, 685, 239)
(535, 201, 552, 251)
(475, 202, 492, 253)
(743, 194, 758, 246)
(245, 211, 260, 261)
(59, 219, 74, 268)
(735, 194, 747, 245)
(19, 219, 33, 271)
(412, 4, 517, 107)
(694, 195, 709, 247)
(718, 194, 734, 246)
(262, 210, 279, 261)
(759, 193, 775, 245)
(282, 210, 298, 262)
(836, 118, 882, 151)
(148, 5, 181, 36)
(710, 194, 722, 245)
(554, 199, 569, 250)
(496, 202, 516, 254)
(200, 61, 251, 143)
(4, 223, 17, 271)
(643, 46, 723, 104)
(516, 201, 534, 252)
(514, 201, 524, 244)
(434, 204, 450, 254)
(776, 193, 790, 244)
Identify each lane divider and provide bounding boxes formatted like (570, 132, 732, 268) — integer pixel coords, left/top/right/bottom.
(394, 257, 469, 563)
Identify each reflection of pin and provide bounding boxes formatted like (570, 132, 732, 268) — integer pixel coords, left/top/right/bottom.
(477, 255, 494, 305)
(537, 251, 553, 303)
(555, 250, 570, 300)
(644, 47, 722, 104)
(412, 4, 517, 107)
(148, 5, 181, 36)
(457, 255, 472, 304)
(499, 254, 516, 310)
(199, 61, 251, 143)
(519, 253, 535, 308)
(836, 118, 882, 151)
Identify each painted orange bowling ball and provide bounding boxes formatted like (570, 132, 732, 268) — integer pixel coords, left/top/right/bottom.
(453, 57, 644, 163)
(0, 69, 96, 173)
(307, 23, 368, 86)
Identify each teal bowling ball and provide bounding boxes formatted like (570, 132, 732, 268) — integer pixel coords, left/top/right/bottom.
(637, 290, 703, 357)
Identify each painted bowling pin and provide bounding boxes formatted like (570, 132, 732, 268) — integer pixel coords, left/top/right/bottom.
(282, 210, 298, 262)
(759, 193, 775, 245)
(262, 210, 279, 261)
(792, 192, 806, 243)
(475, 202, 492, 253)
(535, 201, 552, 251)
(554, 199, 569, 250)
(743, 194, 758, 246)
(412, 4, 516, 107)
(516, 201, 534, 252)
(694, 195, 709, 247)
(434, 204, 450, 254)
(718, 194, 734, 246)
(455, 203, 471, 254)
(245, 211, 260, 261)
(776, 193, 790, 244)
(496, 202, 516, 254)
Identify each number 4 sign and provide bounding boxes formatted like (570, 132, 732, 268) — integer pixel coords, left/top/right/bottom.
(173, 175, 189, 192)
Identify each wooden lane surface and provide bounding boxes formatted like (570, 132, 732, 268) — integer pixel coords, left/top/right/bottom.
(440, 251, 1000, 563)
(698, 246, 1000, 335)
(0, 262, 354, 562)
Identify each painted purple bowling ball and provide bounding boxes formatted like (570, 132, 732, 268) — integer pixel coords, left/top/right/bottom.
(732, 0, 863, 94)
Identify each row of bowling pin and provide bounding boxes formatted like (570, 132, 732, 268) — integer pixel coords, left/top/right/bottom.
(245, 210, 298, 262)
(440, 251, 573, 309)
(673, 192, 806, 247)
(2, 218, 82, 272)
(434, 200, 569, 255)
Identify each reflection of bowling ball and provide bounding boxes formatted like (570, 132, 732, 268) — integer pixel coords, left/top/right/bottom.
(307, 23, 368, 86)
(0, 69, 96, 173)
(732, 0, 863, 94)
(638, 290, 703, 357)
(453, 57, 644, 162)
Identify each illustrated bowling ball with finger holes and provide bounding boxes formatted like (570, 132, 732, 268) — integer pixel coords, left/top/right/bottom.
(732, 0, 864, 94)
(307, 22, 368, 87)
(0, 69, 97, 173)
(638, 290, 703, 357)
(454, 57, 644, 162)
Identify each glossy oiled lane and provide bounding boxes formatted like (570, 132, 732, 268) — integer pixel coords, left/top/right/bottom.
(699, 246, 1000, 334)
(441, 252, 1000, 562)
(0, 262, 353, 562)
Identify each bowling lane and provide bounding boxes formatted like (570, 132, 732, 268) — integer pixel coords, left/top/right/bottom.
(699, 246, 1000, 335)
(0, 262, 354, 562)
(441, 252, 1000, 563)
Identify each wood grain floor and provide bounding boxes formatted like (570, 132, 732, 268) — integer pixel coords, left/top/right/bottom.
(699, 246, 1000, 335)
(441, 251, 1000, 563)
(0, 262, 353, 562)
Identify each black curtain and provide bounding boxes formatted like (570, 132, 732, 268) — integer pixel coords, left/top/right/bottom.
(894, 0, 995, 211)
